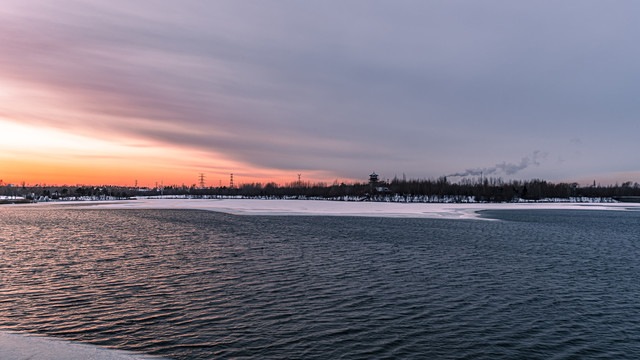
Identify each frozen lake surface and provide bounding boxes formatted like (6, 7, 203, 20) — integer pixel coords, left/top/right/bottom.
(23, 197, 640, 219)
(0, 330, 166, 360)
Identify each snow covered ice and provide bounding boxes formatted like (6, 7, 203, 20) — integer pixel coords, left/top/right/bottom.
(26, 198, 639, 219)
(0, 331, 166, 360)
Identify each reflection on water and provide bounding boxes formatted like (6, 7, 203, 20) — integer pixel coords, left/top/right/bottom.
(0, 208, 639, 359)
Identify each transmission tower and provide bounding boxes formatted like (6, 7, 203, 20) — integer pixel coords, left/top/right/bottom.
(230, 173, 234, 189)
(198, 173, 206, 189)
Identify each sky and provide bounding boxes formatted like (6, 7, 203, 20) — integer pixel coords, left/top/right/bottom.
(1, 1, 638, 187)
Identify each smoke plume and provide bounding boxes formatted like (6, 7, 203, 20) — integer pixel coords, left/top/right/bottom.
(448, 151, 546, 178)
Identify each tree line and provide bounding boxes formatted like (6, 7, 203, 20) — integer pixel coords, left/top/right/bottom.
(2, 177, 640, 203)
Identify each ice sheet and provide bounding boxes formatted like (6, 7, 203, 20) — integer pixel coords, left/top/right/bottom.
(26, 198, 639, 219)
(0, 331, 166, 360)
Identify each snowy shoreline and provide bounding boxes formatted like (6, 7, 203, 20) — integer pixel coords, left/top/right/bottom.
(0, 330, 166, 360)
(16, 198, 640, 220)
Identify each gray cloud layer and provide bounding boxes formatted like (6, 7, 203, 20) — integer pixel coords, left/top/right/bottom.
(1, 1, 639, 181)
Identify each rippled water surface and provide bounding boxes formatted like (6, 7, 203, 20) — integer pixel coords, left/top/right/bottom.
(1, 208, 639, 359)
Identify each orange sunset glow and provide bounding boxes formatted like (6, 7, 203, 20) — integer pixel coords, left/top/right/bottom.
(0, 119, 339, 187)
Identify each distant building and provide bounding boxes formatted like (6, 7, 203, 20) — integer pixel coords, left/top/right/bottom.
(369, 172, 379, 185)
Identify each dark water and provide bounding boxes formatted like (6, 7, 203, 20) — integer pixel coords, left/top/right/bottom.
(1, 208, 639, 359)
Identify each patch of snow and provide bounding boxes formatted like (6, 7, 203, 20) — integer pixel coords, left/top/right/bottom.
(25, 198, 640, 220)
(0, 330, 166, 360)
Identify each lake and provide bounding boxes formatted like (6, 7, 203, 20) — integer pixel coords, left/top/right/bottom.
(1, 207, 639, 359)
